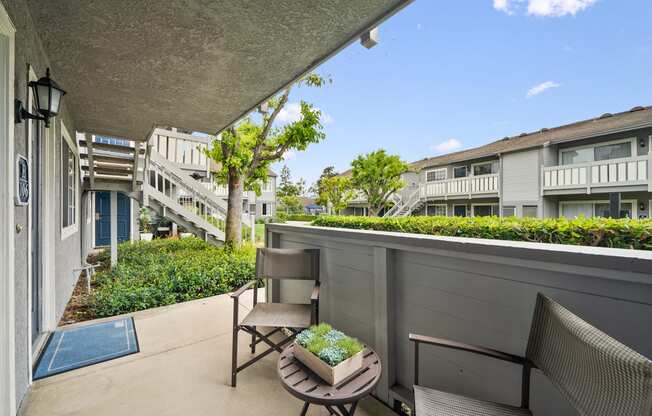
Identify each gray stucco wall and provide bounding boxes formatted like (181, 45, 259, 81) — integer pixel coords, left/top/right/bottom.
(267, 223, 652, 416)
(2, 0, 79, 407)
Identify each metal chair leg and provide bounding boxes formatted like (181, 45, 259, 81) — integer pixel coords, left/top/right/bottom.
(300, 402, 310, 416)
(251, 325, 256, 354)
(231, 300, 239, 387)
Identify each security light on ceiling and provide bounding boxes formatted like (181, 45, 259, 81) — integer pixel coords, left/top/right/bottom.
(15, 67, 66, 128)
(361, 27, 379, 49)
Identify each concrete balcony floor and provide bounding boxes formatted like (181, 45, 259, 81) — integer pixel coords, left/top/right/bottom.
(21, 290, 393, 416)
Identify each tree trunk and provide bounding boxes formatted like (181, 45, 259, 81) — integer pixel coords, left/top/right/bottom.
(368, 205, 377, 217)
(225, 171, 243, 246)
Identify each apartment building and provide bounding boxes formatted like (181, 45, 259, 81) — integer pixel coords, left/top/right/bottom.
(347, 106, 652, 219)
(149, 128, 277, 221)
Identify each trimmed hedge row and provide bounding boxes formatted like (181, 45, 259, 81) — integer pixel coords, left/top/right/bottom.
(310, 215, 652, 250)
(91, 237, 256, 317)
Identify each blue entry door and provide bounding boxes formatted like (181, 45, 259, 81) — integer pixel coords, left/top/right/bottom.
(95, 192, 131, 246)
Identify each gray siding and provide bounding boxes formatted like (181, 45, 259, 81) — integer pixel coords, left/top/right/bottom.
(268, 224, 652, 416)
(3, 0, 80, 406)
(502, 149, 540, 203)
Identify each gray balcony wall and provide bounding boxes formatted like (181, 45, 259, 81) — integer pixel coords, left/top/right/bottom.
(266, 223, 652, 416)
(3, 0, 80, 406)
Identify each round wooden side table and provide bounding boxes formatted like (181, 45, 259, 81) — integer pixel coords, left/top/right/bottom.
(277, 343, 382, 416)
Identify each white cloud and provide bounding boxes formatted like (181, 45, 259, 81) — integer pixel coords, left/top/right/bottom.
(526, 81, 561, 98)
(493, 0, 596, 16)
(430, 139, 462, 154)
(276, 102, 302, 123)
(493, 0, 514, 14)
(527, 0, 597, 16)
(416, 23, 422, 30)
(276, 102, 333, 125)
(283, 150, 296, 160)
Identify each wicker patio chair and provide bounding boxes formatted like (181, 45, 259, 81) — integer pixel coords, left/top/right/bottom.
(230, 247, 320, 387)
(410, 293, 652, 416)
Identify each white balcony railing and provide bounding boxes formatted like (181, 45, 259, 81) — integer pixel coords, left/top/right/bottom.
(542, 155, 649, 192)
(419, 173, 499, 199)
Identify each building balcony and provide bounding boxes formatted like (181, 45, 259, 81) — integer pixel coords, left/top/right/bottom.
(419, 173, 499, 199)
(542, 155, 650, 195)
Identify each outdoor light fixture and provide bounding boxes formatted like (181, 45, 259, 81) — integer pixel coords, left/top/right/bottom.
(15, 67, 66, 128)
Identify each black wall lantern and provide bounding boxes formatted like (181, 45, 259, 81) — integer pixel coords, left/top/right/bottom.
(15, 68, 66, 128)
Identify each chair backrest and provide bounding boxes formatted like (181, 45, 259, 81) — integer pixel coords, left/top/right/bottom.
(255, 248, 319, 281)
(526, 294, 652, 416)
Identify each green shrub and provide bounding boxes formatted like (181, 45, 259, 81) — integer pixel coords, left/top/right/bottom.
(311, 215, 652, 250)
(89, 237, 256, 317)
(285, 214, 319, 222)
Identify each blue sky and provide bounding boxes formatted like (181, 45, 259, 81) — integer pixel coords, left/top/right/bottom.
(271, 0, 652, 188)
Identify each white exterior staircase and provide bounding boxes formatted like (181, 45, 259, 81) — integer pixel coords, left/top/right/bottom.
(79, 136, 254, 245)
(383, 189, 423, 218)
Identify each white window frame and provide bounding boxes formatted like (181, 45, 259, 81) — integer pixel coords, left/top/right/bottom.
(522, 205, 539, 218)
(502, 206, 516, 217)
(559, 199, 637, 219)
(426, 204, 447, 216)
(452, 204, 468, 217)
(471, 203, 499, 217)
(452, 165, 467, 178)
(425, 168, 447, 182)
(471, 160, 497, 176)
(558, 137, 636, 166)
(60, 122, 79, 240)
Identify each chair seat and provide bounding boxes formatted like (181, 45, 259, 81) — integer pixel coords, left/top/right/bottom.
(240, 303, 312, 329)
(414, 385, 532, 416)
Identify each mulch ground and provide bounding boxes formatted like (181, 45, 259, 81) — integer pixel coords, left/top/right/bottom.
(59, 251, 105, 326)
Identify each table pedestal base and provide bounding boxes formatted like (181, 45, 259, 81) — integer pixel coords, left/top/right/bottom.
(300, 401, 358, 416)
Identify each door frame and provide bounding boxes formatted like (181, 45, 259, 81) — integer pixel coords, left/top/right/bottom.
(0, 4, 16, 415)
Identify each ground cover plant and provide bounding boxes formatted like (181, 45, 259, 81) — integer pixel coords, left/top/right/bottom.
(296, 323, 363, 366)
(311, 215, 652, 250)
(90, 237, 256, 317)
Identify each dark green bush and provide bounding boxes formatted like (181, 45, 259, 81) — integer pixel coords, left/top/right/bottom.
(311, 215, 652, 250)
(89, 237, 256, 317)
(286, 214, 319, 221)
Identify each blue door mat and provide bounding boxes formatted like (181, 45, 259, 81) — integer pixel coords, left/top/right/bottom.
(34, 317, 139, 380)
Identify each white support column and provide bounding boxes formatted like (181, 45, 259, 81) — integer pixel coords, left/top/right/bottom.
(110, 191, 118, 266)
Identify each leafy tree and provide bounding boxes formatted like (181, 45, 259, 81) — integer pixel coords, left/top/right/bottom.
(278, 165, 307, 198)
(313, 166, 337, 205)
(279, 195, 304, 214)
(351, 150, 407, 216)
(204, 74, 329, 246)
(319, 176, 355, 215)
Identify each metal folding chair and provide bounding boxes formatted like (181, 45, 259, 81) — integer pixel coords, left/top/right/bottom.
(230, 247, 320, 387)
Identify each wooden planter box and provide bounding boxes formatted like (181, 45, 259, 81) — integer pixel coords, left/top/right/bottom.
(294, 342, 364, 385)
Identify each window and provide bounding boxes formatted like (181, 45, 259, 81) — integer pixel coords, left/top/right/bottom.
(472, 161, 498, 176)
(560, 201, 635, 219)
(453, 166, 467, 178)
(593, 202, 633, 218)
(61, 138, 77, 230)
(261, 178, 273, 192)
(453, 205, 467, 217)
(594, 142, 631, 161)
(426, 204, 447, 216)
(523, 205, 538, 218)
(502, 206, 515, 217)
(262, 203, 268, 216)
(561, 140, 632, 165)
(426, 168, 446, 182)
(95, 135, 129, 146)
(472, 204, 498, 217)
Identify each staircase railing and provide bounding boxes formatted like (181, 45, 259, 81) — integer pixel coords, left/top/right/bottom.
(146, 150, 254, 240)
(383, 188, 421, 218)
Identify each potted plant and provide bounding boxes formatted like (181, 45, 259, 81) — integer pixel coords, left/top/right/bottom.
(139, 207, 153, 241)
(294, 323, 364, 385)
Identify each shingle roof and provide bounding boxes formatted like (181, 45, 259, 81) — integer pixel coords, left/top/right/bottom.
(410, 105, 652, 171)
